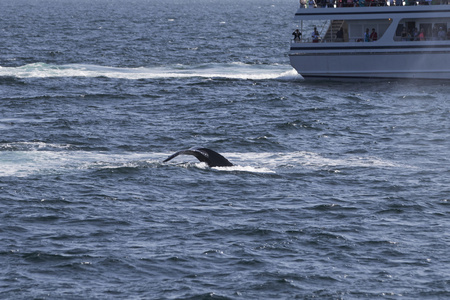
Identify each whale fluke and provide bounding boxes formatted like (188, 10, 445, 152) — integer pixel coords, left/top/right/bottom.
(163, 147, 233, 167)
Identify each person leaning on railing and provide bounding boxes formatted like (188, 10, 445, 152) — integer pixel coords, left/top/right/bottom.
(293, 29, 302, 42)
(312, 27, 321, 42)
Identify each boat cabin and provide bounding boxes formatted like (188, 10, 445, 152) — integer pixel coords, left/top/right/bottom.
(292, 2, 450, 43)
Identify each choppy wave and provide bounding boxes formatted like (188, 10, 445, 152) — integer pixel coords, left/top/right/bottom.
(0, 62, 302, 80)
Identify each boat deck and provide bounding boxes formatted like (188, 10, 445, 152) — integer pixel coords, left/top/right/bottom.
(300, 0, 448, 9)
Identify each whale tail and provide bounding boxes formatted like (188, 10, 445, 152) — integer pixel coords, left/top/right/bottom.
(163, 147, 233, 167)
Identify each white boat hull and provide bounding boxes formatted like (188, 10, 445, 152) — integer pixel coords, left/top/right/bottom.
(289, 43, 450, 79)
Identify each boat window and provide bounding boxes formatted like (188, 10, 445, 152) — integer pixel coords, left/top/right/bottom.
(420, 23, 432, 39)
(395, 18, 450, 41)
(347, 20, 391, 42)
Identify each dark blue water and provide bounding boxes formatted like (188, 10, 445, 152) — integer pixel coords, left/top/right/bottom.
(1, 0, 449, 298)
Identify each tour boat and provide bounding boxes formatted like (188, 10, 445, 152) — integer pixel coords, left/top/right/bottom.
(289, 1, 450, 79)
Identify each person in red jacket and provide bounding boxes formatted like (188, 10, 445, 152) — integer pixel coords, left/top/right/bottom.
(370, 28, 378, 41)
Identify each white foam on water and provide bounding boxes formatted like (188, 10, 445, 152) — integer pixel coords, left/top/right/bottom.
(0, 146, 161, 177)
(0, 62, 301, 81)
(227, 151, 406, 170)
(0, 144, 406, 178)
(214, 165, 276, 174)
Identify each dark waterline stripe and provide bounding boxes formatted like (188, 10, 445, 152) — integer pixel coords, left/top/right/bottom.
(289, 50, 450, 55)
(290, 44, 450, 51)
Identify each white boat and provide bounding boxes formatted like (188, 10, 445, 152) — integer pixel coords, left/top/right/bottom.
(289, 1, 450, 79)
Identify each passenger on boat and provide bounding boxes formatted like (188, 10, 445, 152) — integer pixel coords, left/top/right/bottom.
(364, 28, 370, 42)
(432, 24, 439, 39)
(418, 28, 425, 41)
(411, 27, 419, 41)
(438, 27, 447, 40)
(300, 0, 307, 8)
(309, 0, 317, 8)
(401, 28, 410, 41)
(336, 28, 344, 42)
(312, 27, 320, 43)
(370, 28, 378, 41)
(293, 29, 302, 42)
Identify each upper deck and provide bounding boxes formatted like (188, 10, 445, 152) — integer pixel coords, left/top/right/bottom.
(295, 1, 450, 20)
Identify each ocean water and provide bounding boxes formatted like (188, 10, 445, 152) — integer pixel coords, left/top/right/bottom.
(1, 0, 449, 299)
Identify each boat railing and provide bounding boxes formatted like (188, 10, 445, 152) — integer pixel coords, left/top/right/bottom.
(291, 36, 448, 43)
(291, 37, 338, 43)
(299, 0, 449, 8)
(291, 37, 346, 43)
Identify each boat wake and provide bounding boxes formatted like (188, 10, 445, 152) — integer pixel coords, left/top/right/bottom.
(0, 62, 302, 81)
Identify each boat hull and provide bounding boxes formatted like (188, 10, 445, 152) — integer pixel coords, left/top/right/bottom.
(289, 43, 450, 79)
